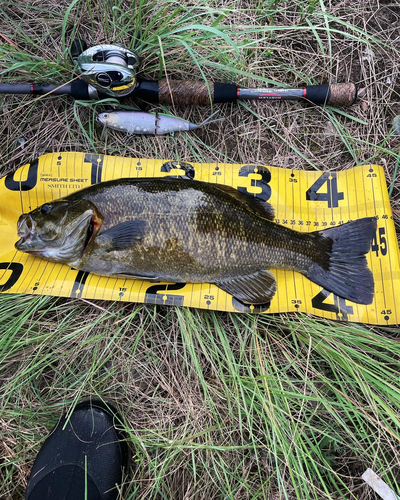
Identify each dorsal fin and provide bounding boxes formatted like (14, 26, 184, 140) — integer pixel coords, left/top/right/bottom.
(211, 183, 275, 220)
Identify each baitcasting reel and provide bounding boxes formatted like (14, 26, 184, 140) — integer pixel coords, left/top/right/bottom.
(77, 44, 140, 97)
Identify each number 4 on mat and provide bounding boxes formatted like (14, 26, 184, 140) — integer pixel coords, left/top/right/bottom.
(312, 289, 353, 320)
(306, 172, 344, 208)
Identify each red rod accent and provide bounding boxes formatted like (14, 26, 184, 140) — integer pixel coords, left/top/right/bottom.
(258, 93, 283, 98)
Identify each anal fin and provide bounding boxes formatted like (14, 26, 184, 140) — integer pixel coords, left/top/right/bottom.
(215, 270, 276, 304)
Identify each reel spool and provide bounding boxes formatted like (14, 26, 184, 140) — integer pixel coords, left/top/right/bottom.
(77, 44, 140, 97)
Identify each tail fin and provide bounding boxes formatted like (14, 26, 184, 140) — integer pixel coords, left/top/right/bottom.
(189, 111, 224, 130)
(305, 217, 377, 305)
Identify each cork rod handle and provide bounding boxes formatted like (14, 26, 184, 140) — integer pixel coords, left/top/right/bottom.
(156, 79, 358, 107)
(305, 83, 358, 107)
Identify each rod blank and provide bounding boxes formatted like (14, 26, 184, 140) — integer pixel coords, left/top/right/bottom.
(0, 80, 101, 100)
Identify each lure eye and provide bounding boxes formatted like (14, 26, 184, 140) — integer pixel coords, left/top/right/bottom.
(41, 203, 52, 214)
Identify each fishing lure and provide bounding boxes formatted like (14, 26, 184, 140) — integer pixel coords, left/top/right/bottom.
(97, 109, 223, 135)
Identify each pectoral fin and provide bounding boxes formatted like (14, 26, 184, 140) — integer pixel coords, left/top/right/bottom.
(98, 220, 146, 251)
(215, 270, 276, 304)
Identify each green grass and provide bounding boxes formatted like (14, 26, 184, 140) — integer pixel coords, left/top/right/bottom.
(2, 297, 400, 498)
(1, 1, 400, 498)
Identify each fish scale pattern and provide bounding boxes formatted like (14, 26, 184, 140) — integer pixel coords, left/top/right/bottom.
(70, 178, 319, 282)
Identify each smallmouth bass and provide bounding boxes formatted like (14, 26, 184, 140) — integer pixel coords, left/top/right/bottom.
(15, 178, 376, 305)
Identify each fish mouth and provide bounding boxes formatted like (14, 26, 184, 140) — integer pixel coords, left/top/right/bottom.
(15, 214, 35, 250)
(15, 210, 97, 255)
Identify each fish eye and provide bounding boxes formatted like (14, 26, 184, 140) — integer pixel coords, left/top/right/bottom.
(102, 113, 109, 119)
(41, 203, 52, 214)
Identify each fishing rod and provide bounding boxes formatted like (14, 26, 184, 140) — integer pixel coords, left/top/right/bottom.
(0, 43, 358, 107)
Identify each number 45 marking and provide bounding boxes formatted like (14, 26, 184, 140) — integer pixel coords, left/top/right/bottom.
(371, 227, 387, 256)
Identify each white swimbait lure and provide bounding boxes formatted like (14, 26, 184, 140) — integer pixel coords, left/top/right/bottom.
(97, 109, 222, 135)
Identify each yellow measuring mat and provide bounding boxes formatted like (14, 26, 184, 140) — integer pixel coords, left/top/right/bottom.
(0, 152, 399, 325)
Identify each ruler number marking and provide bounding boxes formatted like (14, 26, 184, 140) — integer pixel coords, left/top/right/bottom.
(371, 227, 387, 256)
(312, 289, 353, 320)
(306, 172, 344, 208)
